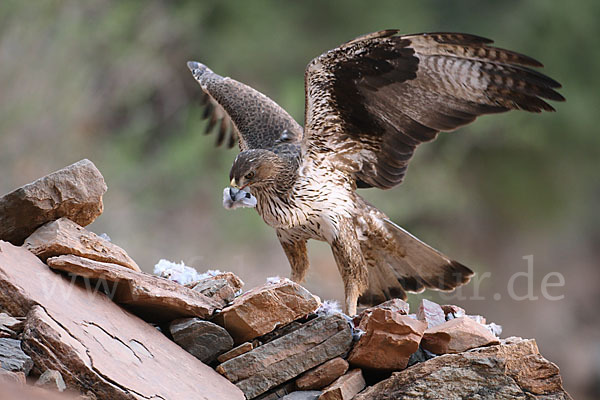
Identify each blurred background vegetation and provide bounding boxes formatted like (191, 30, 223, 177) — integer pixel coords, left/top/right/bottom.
(1, 1, 598, 397)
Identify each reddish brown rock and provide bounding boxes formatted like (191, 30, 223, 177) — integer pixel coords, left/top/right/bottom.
(348, 308, 427, 371)
(0, 241, 244, 399)
(217, 341, 254, 363)
(319, 369, 366, 400)
(354, 338, 572, 400)
(217, 314, 353, 399)
(46, 254, 219, 321)
(213, 280, 320, 344)
(421, 316, 500, 355)
(25, 217, 140, 272)
(353, 299, 409, 326)
(0, 159, 106, 245)
(296, 357, 349, 391)
(416, 298, 445, 328)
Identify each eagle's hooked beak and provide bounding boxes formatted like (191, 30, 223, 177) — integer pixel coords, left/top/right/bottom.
(230, 178, 239, 189)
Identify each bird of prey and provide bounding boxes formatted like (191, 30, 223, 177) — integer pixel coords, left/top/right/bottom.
(187, 30, 563, 315)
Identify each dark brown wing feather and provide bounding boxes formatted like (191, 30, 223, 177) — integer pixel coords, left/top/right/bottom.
(304, 31, 564, 189)
(360, 219, 474, 306)
(188, 61, 303, 151)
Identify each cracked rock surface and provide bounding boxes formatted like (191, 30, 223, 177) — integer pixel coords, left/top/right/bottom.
(0, 240, 244, 400)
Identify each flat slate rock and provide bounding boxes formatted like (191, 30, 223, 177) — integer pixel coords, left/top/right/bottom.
(0, 159, 106, 245)
(46, 254, 219, 321)
(354, 337, 572, 400)
(0, 241, 244, 400)
(0, 338, 33, 374)
(25, 217, 141, 271)
(217, 314, 353, 399)
(170, 318, 233, 364)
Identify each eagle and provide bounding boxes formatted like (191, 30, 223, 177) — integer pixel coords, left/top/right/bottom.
(187, 30, 563, 315)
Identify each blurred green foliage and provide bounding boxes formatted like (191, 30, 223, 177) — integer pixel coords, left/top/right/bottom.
(1, 1, 598, 397)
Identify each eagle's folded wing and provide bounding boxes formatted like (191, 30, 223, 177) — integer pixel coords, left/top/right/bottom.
(188, 61, 303, 151)
(303, 31, 564, 189)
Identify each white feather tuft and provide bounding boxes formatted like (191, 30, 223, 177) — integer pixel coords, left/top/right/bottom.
(154, 259, 202, 285)
(485, 322, 503, 337)
(316, 300, 342, 316)
(266, 276, 291, 284)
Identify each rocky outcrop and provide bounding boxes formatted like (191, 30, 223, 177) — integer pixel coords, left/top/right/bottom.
(0, 241, 244, 399)
(216, 314, 353, 399)
(0, 160, 572, 400)
(0, 159, 106, 245)
(25, 217, 141, 271)
(354, 338, 571, 400)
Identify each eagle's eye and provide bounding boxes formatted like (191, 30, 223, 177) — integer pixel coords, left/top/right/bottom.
(245, 171, 255, 180)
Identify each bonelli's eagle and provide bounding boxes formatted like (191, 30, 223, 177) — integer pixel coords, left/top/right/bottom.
(188, 30, 563, 315)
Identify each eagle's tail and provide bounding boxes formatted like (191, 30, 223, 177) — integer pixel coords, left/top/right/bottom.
(357, 204, 474, 307)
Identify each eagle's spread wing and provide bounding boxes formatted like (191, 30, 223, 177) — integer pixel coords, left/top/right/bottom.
(188, 61, 303, 151)
(303, 31, 564, 189)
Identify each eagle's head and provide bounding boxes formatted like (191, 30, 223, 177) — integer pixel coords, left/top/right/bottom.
(229, 149, 285, 191)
